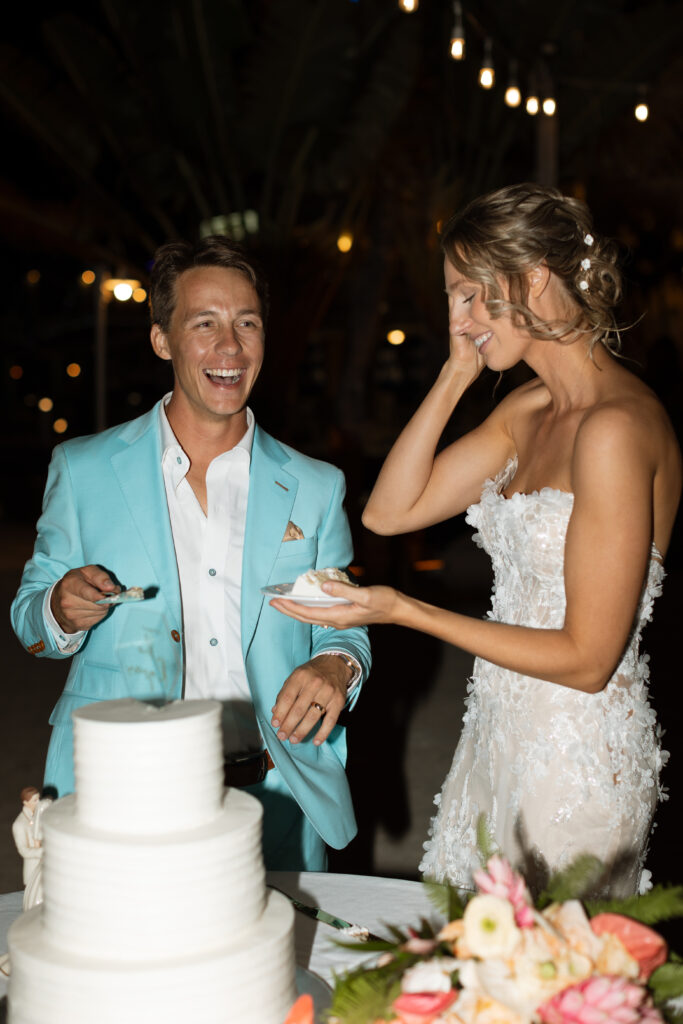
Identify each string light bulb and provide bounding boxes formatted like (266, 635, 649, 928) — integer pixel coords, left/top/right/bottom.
(337, 232, 353, 253)
(449, 1, 465, 60)
(542, 96, 556, 116)
(398, 0, 418, 10)
(635, 88, 649, 122)
(504, 60, 521, 107)
(478, 38, 494, 89)
(525, 74, 539, 115)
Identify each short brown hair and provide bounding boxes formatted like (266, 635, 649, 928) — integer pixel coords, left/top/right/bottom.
(21, 786, 40, 804)
(149, 236, 270, 332)
(441, 183, 622, 353)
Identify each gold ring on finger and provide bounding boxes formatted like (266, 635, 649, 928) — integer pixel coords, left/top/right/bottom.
(310, 701, 326, 715)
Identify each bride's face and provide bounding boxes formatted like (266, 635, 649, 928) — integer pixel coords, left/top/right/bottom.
(444, 257, 532, 371)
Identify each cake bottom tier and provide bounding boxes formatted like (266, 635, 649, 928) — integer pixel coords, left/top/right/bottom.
(8, 890, 296, 1024)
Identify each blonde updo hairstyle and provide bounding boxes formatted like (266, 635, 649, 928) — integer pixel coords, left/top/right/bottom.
(441, 183, 622, 353)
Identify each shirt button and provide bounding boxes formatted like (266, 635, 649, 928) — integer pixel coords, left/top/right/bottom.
(176, 456, 182, 464)
(209, 637, 218, 647)
(171, 629, 181, 643)
(208, 568, 216, 577)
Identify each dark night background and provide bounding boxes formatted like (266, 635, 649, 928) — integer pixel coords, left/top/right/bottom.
(1, 0, 682, 921)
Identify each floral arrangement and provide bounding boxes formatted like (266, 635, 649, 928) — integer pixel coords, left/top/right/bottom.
(322, 856, 683, 1024)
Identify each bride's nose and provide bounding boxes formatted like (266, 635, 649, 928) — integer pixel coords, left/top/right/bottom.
(449, 305, 472, 336)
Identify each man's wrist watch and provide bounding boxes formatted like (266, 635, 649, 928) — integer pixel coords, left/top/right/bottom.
(318, 649, 362, 690)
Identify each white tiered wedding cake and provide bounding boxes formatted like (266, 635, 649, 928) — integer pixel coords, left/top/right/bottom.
(8, 698, 297, 1024)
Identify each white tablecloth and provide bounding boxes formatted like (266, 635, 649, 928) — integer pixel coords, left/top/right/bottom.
(0, 872, 441, 1001)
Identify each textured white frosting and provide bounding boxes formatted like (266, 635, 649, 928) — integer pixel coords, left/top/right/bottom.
(40, 788, 265, 960)
(291, 567, 350, 596)
(73, 699, 224, 834)
(8, 891, 295, 1024)
(8, 698, 297, 1024)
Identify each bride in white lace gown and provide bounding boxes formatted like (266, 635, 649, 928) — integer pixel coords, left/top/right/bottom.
(417, 456, 667, 895)
(271, 183, 681, 897)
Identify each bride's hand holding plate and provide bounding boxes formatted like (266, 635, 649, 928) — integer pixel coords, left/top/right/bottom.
(269, 581, 399, 628)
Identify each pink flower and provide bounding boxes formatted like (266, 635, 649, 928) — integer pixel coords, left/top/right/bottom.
(590, 915, 668, 981)
(392, 990, 458, 1024)
(538, 976, 663, 1024)
(401, 937, 441, 955)
(473, 856, 535, 929)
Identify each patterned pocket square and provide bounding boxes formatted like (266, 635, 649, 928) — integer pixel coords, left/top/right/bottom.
(283, 521, 305, 542)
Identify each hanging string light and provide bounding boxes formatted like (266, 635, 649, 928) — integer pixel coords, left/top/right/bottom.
(478, 38, 494, 89)
(634, 86, 649, 122)
(449, 1, 465, 60)
(525, 72, 540, 115)
(542, 96, 557, 116)
(398, 0, 418, 11)
(504, 60, 522, 107)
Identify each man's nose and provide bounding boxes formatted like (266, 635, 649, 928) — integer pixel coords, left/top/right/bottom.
(216, 324, 241, 351)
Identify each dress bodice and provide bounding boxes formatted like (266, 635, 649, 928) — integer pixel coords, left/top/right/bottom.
(465, 457, 664, 661)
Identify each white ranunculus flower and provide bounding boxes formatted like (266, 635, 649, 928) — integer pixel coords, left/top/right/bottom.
(463, 895, 521, 959)
(401, 957, 460, 994)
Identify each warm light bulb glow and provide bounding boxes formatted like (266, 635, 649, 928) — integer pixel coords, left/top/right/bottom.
(53, 418, 68, 434)
(387, 329, 406, 346)
(81, 270, 96, 285)
(9, 365, 23, 380)
(635, 102, 649, 122)
(337, 233, 353, 253)
(113, 282, 133, 301)
(132, 287, 147, 303)
(479, 66, 494, 89)
(398, 0, 418, 10)
(505, 86, 522, 107)
(66, 363, 81, 378)
(542, 97, 556, 116)
(26, 269, 40, 285)
(526, 95, 539, 115)
(38, 397, 54, 413)
(450, 37, 465, 60)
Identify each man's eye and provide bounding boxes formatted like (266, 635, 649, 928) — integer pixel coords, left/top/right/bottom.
(464, 293, 475, 305)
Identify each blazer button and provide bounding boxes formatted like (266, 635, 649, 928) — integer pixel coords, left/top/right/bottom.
(171, 629, 181, 643)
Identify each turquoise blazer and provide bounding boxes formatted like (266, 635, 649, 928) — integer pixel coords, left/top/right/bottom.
(11, 402, 371, 849)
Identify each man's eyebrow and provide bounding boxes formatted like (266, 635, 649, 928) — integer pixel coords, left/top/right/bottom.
(182, 306, 262, 323)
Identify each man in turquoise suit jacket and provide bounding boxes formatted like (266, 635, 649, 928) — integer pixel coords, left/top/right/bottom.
(11, 236, 370, 870)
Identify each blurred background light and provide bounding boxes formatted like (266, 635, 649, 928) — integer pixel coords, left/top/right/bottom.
(478, 39, 494, 89)
(38, 397, 53, 413)
(81, 270, 96, 285)
(132, 287, 147, 303)
(9, 365, 23, 380)
(337, 232, 353, 253)
(66, 363, 81, 378)
(387, 329, 406, 346)
(26, 269, 40, 285)
(53, 419, 68, 434)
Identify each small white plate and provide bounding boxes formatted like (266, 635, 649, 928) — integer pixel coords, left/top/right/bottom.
(262, 583, 352, 607)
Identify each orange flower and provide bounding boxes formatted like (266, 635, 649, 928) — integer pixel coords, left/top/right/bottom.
(284, 993, 314, 1024)
(590, 915, 667, 981)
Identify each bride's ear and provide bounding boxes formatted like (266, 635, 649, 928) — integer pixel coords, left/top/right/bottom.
(527, 263, 551, 299)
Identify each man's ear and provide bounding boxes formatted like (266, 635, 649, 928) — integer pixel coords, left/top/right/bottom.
(527, 263, 551, 299)
(150, 323, 172, 361)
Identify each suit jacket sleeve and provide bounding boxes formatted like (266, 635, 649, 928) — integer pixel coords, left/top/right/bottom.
(309, 467, 370, 708)
(11, 444, 87, 660)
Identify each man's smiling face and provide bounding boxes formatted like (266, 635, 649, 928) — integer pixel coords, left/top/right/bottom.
(151, 264, 265, 432)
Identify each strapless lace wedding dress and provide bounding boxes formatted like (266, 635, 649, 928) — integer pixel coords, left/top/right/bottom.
(420, 458, 668, 897)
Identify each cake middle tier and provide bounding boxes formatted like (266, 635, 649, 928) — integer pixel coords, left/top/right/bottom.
(41, 787, 265, 960)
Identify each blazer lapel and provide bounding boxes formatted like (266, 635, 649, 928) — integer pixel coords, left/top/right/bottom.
(110, 404, 182, 627)
(241, 426, 298, 658)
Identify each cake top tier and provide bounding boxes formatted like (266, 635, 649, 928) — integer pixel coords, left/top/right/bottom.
(73, 699, 224, 835)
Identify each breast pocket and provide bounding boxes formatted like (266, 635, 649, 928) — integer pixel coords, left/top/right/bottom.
(270, 537, 318, 582)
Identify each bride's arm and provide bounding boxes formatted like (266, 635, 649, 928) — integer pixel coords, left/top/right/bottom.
(273, 405, 665, 694)
(363, 324, 515, 536)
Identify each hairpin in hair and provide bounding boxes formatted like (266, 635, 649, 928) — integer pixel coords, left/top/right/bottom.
(579, 234, 594, 291)
(583, 233, 594, 246)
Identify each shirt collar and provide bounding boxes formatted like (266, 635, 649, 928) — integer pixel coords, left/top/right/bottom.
(159, 392, 256, 461)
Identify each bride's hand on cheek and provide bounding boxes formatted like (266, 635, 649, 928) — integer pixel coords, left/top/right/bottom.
(447, 328, 484, 383)
(270, 582, 400, 628)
